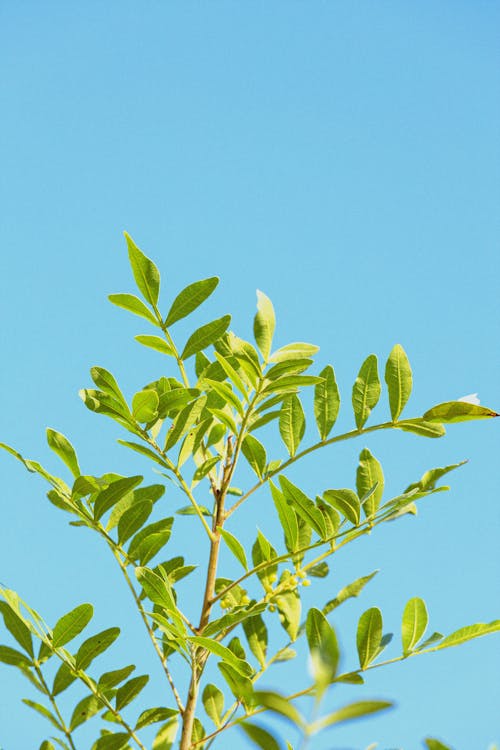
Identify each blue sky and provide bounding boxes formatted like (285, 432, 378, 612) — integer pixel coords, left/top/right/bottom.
(0, 2, 499, 749)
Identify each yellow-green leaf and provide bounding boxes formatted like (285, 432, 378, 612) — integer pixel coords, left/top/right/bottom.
(385, 344, 412, 421)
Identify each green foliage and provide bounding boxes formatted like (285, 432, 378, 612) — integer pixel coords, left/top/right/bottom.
(0, 234, 498, 750)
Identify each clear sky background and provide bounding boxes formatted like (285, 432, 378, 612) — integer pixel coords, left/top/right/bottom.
(0, 3, 499, 750)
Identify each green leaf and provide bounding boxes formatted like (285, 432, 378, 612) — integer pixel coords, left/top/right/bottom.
(94, 476, 143, 521)
(70, 694, 103, 730)
(135, 567, 176, 613)
(90, 367, 130, 412)
(402, 597, 428, 655)
(152, 718, 179, 750)
(323, 571, 378, 615)
(314, 364, 340, 440)
(396, 419, 446, 438)
(115, 674, 149, 710)
(424, 739, 454, 750)
(253, 690, 304, 726)
(46, 429, 81, 478)
(192, 455, 221, 482)
(181, 315, 231, 360)
(311, 700, 392, 731)
(75, 627, 120, 670)
(352, 354, 381, 429)
(98, 664, 136, 688)
(279, 395, 305, 457)
(128, 517, 174, 565)
(52, 662, 77, 695)
(385, 344, 413, 421)
(125, 232, 160, 307)
(240, 721, 282, 750)
(135, 335, 175, 356)
(269, 342, 319, 363)
(266, 358, 313, 380)
(252, 530, 278, 589)
(357, 607, 383, 669)
(241, 435, 267, 479)
(22, 699, 63, 730)
(117, 500, 153, 544)
(219, 528, 248, 571)
(108, 293, 159, 326)
(52, 603, 93, 648)
(253, 290, 276, 361)
(306, 608, 340, 691)
(213, 352, 248, 397)
(0, 601, 34, 655)
(94, 733, 130, 750)
(136, 707, 178, 730)
(132, 389, 159, 423)
(356, 448, 384, 517)
(188, 636, 253, 676)
(165, 277, 219, 326)
(262, 375, 323, 396)
(279, 476, 327, 539)
(275, 587, 301, 641)
(208, 406, 238, 435)
(203, 378, 244, 416)
(202, 683, 224, 727)
(164, 396, 207, 450)
(323, 488, 360, 526)
(270, 481, 298, 554)
(39, 742, 56, 750)
(420, 620, 500, 652)
(117, 440, 169, 468)
(423, 401, 499, 423)
(217, 662, 254, 703)
(243, 614, 268, 668)
(158, 387, 199, 418)
(406, 461, 466, 492)
(0, 644, 33, 667)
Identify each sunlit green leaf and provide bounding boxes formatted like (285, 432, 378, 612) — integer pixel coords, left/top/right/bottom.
(269, 342, 319, 363)
(253, 690, 304, 726)
(423, 401, 498, 423)
(46, 429, 80, 478)
(203, 378, 244, 416)
(98, 664, 136, 689)
(406, 461, 466, 493)
(165, 277, 219, 326)
(279, 476, 327, 539)
(402, 597, 428, 655)
(52, 603, 93, 648)
(108, 293, 159, 326)
(270, 480, 298, 553)
(117, 500, 153, 544)
(266, 358, 313, 380)
(396, 419, 446, 438)
(90, 367, 129, 412)
(213, 352, 248, 397)
(306, 608, 340, 692)
(70, 694, 103, 731)
(356, 448, 384, 517)
(189, 636, 253, 676)
(75, 627, 120, 670)
(279, 395, 305, 457)
(314, 365, 340, 440)
(116, 674, 149, 710)
(125, 232, 160, 307)
(219, 527, 248, 571)
(202, 683, 224, 727)
(419, 620, 500, 653)
(0, 644, 33, 667)
(181, 315, 231, 360)
(357, 607, 383, 669)
(94, 732, 130, 750)
(128, 517, 174, 565)
(311, 700, 392, 731)
(152, 718, 179, 750)
(242, 434, 267, 479)
(243, 614, 268, 668)
(323, 571, 378, 616)
(323, 488, 360, 526)
(0, 602, 34, 655)
(352, 354, 381, 429)
(94, 475, 143, 521)
(217, 662, 253, 703)
(385, 344, 412, 421)
(275, 586, 301, 641)
(164, 396, 207, 450)
(252, 530, 278, 589)
(253, 290, 276, 362)
(135, 707, 178, 730)
(424, 738, 453, 750)
(240, 722, 282, 750)
(135, 335, 175, 356)
(132, 389, 159, 423)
